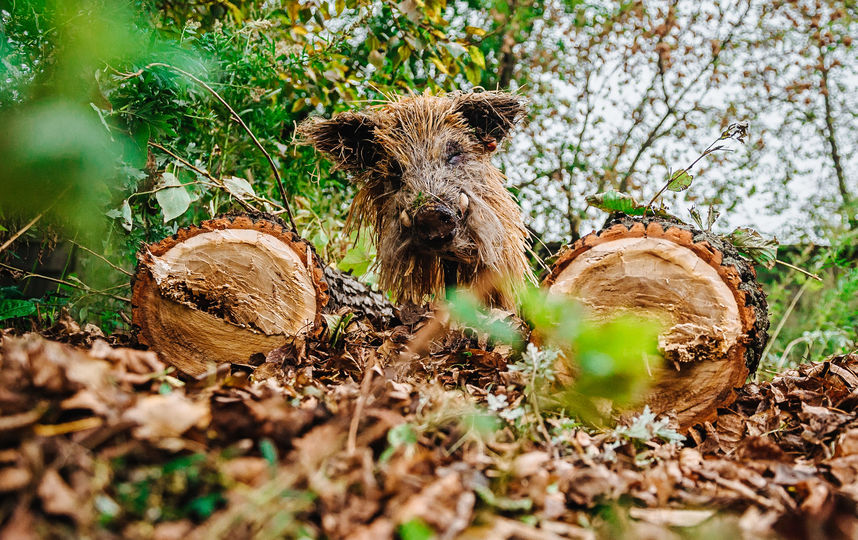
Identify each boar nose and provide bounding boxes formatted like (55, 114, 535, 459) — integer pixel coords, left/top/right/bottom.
(413, 202, 457, 245)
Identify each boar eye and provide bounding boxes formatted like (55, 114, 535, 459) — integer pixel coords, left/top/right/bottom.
(446, 142, 464, 166)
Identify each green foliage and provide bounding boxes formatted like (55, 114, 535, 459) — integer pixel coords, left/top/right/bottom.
(614, 405, 684, 446)
(449, 285, 660, 428)
(585, 191, 674, 219)
(0, 0, 501, 329)
(398, 518, 435, 540)
(446, 288, 524, 347)
(259, 438, 279, 467)
(586, 191, 648, 216)
(0, 298, 37, 321)
(379, 423, 418, 462)
(107, 454, 227, 526)
(557, 315, 660, 425)
(758, 232, 858, 373)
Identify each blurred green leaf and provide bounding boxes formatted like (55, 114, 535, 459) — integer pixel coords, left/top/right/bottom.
(446, 289, 523, 347)
(259, 438, 278, 466)
(0, 299, 37, 321)
(557, 314, 661, 425)
(398, 518, 434, 540)
(467, 45, 485, 69)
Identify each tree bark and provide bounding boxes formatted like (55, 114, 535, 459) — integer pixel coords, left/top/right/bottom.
(544, 216, 769, 430)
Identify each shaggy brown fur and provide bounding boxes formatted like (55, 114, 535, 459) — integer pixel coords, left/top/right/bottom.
(298, 90, 534, 307)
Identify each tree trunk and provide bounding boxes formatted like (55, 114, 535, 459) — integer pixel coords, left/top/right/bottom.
(132, 215, 392, 376)
(544, 217, 769, 430)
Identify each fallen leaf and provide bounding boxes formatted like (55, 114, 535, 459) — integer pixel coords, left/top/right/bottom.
(123, 393, 210, 441)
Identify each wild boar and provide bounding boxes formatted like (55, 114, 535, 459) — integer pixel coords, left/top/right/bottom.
(298, 90, 533, 308)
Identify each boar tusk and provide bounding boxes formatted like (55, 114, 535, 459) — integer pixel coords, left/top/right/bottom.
(458, 193, 469, 215)
(400, 209, 411, 228)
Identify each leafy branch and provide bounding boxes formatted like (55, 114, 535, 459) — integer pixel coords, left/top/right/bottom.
(117, 63, 298, 232)
(645, 121, 749, 214)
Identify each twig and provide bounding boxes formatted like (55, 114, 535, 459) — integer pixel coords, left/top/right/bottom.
(528, 360, 554, 449)
(0, 213, 43, 255)
(760, 279, 810, 366)
(0, 262, 130, 303)
(778, 335, 812, 370)
(775, 259, 823, 282)
(70, 241, 134, 277)
(347, 352, 377, 455)
(147, 142, 257, 213)
(123, 63, 298, 231)
(0, 185, 72, 255)
(645, 138, 726, 213)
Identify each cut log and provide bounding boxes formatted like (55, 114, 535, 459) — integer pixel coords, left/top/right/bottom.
(132, 215, 329, 376)
(544, 217, 769, 430)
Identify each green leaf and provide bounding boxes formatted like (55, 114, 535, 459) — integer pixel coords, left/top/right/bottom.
(446, 289, 523, 346)
(464, 62, 481, 86)
(585, 190, 646, 215)
(185, 492, 224, 520)
(259, 438, 278, 466)
(222, 176, 256, 200)
(666, 169, 693, 192)
(106, 199, 133, 232)
(155, 172, 191, 223)
(0, 299, 37, 321)
(388, 423, 417, 447)
(442, 42, 467, 59)
(725, 227, 778, 268)
(467, 45, 485, 69)
(398, 518, 434, 540)
(586, 191, 676, 219)
(557, 314, 661, 425)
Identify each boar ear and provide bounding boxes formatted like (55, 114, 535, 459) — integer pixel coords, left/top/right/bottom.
(297, 112, 382, 171)
(453, 92, 526, 146)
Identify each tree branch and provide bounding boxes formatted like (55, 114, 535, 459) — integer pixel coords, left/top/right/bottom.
(120, 63, 298, 232)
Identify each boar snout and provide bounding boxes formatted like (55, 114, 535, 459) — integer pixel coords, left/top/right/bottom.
(412, 202, 457, 246)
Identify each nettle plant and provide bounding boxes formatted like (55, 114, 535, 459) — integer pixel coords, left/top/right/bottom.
(585, 123, 818, 280)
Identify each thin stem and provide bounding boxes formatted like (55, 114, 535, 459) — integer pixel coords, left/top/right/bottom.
(760, 279, 810, 367)
(147, 142, 258, 213)
(775, 259, 822, 282)
(0, 213, 43, 255)
(347, 353, 376, 455)
(0, 185, 72, 255)
(69, 241, 134, 277)
(0, 262, 130, 303)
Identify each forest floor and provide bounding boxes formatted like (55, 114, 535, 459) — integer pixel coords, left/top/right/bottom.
(1, 309, 857, 540)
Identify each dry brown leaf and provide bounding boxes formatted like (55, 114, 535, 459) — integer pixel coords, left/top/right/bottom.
(629, 507, 715, 527)
(0, 503, 38, 540)
(0, 467, 31, 492)
(393, 472, 474, 539)
(123, 393, 210, 441)
(37, 469, 80, 519)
